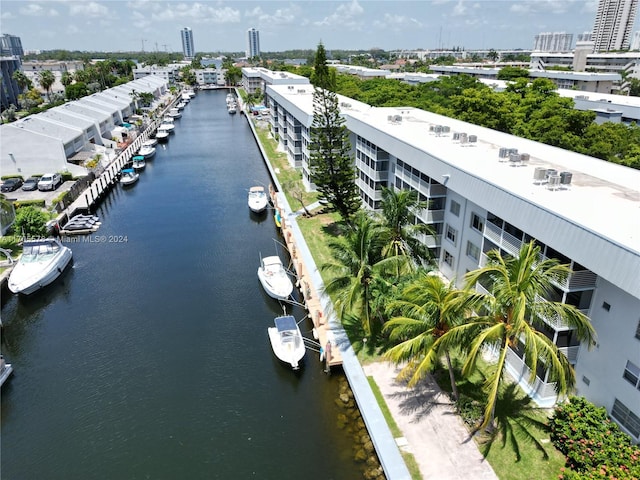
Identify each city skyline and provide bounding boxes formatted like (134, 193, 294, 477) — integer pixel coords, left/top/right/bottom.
(1, 0, 640, 53)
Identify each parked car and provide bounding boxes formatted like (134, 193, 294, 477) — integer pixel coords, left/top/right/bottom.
(1, 178, 23, 192)
(21, 177, 39, 191)
(37, 173, 63, 191)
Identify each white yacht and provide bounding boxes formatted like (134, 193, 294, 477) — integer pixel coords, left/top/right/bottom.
(257, 255, 294, 301)
(8, 238, 73, 295)
(268, 315, 306, 370)
(248, 186, 268, 213)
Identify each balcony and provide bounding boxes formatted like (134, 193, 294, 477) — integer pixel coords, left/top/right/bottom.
(505, 348, 560, 406)
(558, 346, 580, 364)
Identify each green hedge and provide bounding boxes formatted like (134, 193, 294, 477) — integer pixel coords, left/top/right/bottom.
(549, 396, 640, 479)
(14, 199, 46, 209)
(1, 175, 24, 181)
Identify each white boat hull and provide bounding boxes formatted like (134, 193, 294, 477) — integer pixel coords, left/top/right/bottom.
(0, 364, 13, 387)
(248, 186, 268, 213)
(138, 146, 156, 159)
(258, 256, 294, 300)
(8, 240, 73, 295)
(142, 138, 158, 148)
(268, 316, 306, 370)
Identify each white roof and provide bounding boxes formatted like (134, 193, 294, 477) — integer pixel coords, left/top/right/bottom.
(267, 83, 640, 297)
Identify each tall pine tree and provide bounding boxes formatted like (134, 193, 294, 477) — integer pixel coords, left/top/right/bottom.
(309, 42, 361, 221)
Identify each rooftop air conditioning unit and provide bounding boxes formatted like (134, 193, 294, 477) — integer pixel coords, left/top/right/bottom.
(509, 153, 522, 166)
(520, 153, 530, 163)
(459, 133, 468, 144)
(560, 171, 572, 186)
(468, 135, 477, 144)
(394, 115, 403, 123)
(533, 167, 547, 184)
(547, 174, 561, 191)
(452, 132, 460, 141)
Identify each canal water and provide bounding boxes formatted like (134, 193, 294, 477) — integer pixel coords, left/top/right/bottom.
(0, 91, 362, 479)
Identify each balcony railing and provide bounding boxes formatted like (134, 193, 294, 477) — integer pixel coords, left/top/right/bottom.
(558, 346, 580, 364)
(506, 348, 559, 401)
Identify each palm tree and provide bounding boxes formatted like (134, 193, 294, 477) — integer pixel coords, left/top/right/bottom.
(37, 70, 56, 102)
(377, 187, 434, 267)
(384, 273, 474, 401)
(60, 71, 73, 88)
(321, 211, 409, 339)
(12, 70, 32, 93)
(431, 241, 596, 430)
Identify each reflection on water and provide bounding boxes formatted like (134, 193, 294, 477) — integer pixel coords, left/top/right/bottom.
(0, 90, 362, 480)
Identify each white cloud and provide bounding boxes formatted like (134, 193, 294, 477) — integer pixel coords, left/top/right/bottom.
(19, 4, 52, 16)
(452, 0, 467, 17)
(373, 14, 423, 30)
(0, 11, 15, 19)
(314, 0, 365, 29)
(244, 5, 299, 25)
(69, 2, 109, 18)
(509, 0, 572, 15)
(151, 2, 240, 24)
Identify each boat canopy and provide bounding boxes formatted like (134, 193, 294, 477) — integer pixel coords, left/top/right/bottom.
(133, 156, 145, 161)
(275, 315, 297, 332)
(122, 168, 135, 174)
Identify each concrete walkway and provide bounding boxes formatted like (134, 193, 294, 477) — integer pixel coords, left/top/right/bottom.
(363, 361, 498, 480)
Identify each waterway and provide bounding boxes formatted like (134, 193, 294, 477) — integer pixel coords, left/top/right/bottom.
(0, 90, 363, 479)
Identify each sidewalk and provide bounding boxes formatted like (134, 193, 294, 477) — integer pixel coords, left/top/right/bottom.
(363, 361, 498, 480)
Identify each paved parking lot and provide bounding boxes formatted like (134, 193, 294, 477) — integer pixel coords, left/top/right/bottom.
(2, 181, 74, 207)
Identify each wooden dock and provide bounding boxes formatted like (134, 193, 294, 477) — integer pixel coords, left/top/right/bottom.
(271, 190, 342, 369)
(64, 118, 164, 217)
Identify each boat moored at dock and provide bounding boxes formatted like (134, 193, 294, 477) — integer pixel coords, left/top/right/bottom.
(8, 238, 73, 295)
(257, 255, 294, 301)
(268, 315, 306, 370)
(248, 186, 268, 213)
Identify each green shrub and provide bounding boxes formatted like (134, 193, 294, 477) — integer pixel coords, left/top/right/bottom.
(13, 205, 48, 238)
(60, 171, 74, 182)
(549, 396, 640, 479)
(14, 199, 46, 209)
(1, 174, 24, 181)
(456, 395, 483, 427)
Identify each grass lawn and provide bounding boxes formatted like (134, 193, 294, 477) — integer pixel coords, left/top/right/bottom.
(432, 354, 566, 480)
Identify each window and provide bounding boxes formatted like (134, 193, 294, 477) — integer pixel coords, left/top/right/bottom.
(623, 361, 640, 389)
(445, 225, 457, 246)
(611, 399, 640, 438)
(471, 213, 484, 233)
(466, 241, 480, 261)
(602, 302, 611, 312)
(450, 200, 460, 217)
(582, 376, 590, 386)
(443, 250, 454, 267)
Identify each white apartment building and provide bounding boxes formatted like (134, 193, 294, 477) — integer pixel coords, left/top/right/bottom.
(181, 27, 195, 60)
(246, 28, 260, 59)
(194, 69, 223, 86)
(133, 65, 179, 84)
(265, 83, 640, 441)
(534, 32, 574, 52)
(241, 67, 309, 95)
(592, 0, 638, 51)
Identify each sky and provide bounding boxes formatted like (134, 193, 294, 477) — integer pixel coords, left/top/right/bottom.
(1, 0, 639, 54)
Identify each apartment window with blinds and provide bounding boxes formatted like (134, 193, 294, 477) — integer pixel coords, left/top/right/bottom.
(611, 399, 640, 438)
(623, 361, 640, 389)
(466, 241, 480, 261)
(450, 200, 460, 217)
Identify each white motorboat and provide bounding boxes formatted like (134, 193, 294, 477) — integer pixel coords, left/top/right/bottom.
(159, 122, 175, 133)
(228, 104, 237, 114)
(120, 168, 139, 186)
(162, 116, 175, 124)
(248, 186, 268, 213)
(268, 315, 306, 370)
(132, 156, 146, 171)
(0, 355, 13, 387)
(180, 93, 190, 102)
(8, 238, 73, 295)
(176, 102, 186, 111)
(168, 108, 182, 119)
(142, 138, 158, 148)
(138, 145, 156, 159)
(257, 255, 294, 301)
(155, 129, 170, 141)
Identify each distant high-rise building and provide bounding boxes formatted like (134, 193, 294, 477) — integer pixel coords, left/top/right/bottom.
(0, 34, 24, 57)
(631, 30, 640, 50)
(591, 0, 638, 51)
(533, 32, 573, 52)
(577, 32, 593, 42)
(181, 27, 195, 59)
(246, 28, 260, 59)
